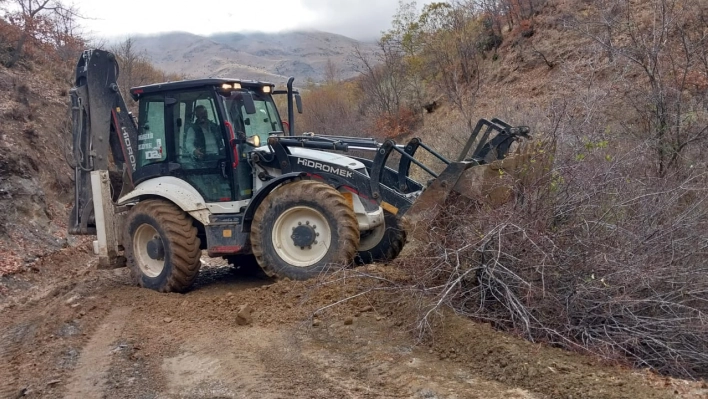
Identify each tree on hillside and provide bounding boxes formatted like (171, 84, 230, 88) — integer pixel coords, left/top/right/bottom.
(48, 2, 83, 65)
(323, 58, 340, 84)
(298, 81, 364, 136)
(1, 0, 80, 68)
(386, 1, 487, 156)
(353, 41, 410, 117)
(571, 0, 708, 175)
(111, 37, 186, 106)
(112, 37, 148, 93)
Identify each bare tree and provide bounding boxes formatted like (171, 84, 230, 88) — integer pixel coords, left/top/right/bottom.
(416, 1, 485, 158)
(48, 3, 83, 64)
(112, 37, 144, 91)
(110, 37, 186, 107)
(111, 36, 156, 102)
(353, 41, 410, 117)
(323, 58, 340, 84)
(1, 0, 79, 67)
(570, 0, 708, 176)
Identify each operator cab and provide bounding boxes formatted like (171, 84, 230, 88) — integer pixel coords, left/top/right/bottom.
(129, 79, 282, 206)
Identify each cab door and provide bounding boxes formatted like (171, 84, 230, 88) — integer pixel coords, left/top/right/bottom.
(132, 94, 171, 184)
(169, 91, 234, 203)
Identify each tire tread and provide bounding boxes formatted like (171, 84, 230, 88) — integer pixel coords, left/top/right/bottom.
(124, 200, 201, 292)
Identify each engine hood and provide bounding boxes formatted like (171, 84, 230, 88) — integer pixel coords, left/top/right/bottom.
(257, 147, 366, 170)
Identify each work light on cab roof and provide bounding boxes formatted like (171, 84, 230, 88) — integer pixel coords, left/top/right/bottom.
(221, 82, 241, 90)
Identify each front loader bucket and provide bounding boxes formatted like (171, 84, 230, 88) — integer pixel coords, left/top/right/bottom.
(452, 140, 545, 206)
(400, 120, 547, 242)
(402, 144, 543, 241)
(401, 161, 476, 233)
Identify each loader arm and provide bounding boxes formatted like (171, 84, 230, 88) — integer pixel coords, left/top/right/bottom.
(69, 49, 138, 235)
(260, 117, 531, 219)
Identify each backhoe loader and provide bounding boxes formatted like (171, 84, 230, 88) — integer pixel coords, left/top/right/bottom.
(68, 49, 531, 292)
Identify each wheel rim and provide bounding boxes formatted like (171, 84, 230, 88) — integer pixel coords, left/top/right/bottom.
(271, 206, 332, 267)
(133, 224, 166, 278)
(358, 222, 386, 252)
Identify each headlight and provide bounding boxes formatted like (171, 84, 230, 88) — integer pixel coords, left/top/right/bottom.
(246, 135, 260, 147)
(262, 86, 271, 93)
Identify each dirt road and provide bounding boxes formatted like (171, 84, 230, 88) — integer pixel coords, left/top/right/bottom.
(0, 245, 703, 399)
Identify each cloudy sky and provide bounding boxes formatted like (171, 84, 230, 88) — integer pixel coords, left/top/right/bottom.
(74, 0, 433, 41)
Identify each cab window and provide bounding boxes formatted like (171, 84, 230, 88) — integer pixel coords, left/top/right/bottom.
(174, 92, 225, 166)
(136, 96, 166, 168)
(223, 90, 282, 146)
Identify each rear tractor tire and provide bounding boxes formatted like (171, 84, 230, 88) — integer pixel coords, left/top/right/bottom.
(251, 180, 359, 280)
(355, 211, 407, 265)
(124, 200, 202, 293)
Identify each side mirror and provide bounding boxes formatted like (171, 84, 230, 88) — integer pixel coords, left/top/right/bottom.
(295, 93, 302, 114)
(242, 92, 256, 115)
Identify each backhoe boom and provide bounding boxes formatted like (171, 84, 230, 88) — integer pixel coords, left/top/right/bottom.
(69, 49, 138, 235)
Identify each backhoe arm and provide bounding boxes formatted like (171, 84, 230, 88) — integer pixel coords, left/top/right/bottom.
(69, 49, 138, 235)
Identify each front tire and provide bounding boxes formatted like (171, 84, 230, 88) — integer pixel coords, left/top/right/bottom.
(124, 200, 202, 293)
(251, 180, 359, 280)
(355, 211, 407, 265)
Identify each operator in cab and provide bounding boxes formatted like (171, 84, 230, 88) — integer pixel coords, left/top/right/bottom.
(187, 105, 225, 160)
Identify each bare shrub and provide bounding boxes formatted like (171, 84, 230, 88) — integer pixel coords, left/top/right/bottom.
(296, 81, 367, 137)
(398, 129, 708, 378)
(568, 0, 708, 176)
(370, 106, 420, 140)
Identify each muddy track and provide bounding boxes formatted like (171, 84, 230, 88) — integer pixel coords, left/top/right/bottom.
(0, 249, 703, 399)
(63, 307, 132, 398)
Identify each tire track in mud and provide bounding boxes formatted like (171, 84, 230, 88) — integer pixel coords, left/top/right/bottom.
(0, 320, 40, 398)
(299, 322, 540, 399)
(158, 325, 353, 398)
(63, 307, 132, 399)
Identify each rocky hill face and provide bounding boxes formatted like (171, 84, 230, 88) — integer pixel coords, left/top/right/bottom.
(131, 30, 379, 84)
(0, 67, 76, 273)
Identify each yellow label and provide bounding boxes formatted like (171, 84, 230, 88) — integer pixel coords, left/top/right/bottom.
(380, 201, 398, 215)
(223, 229, 232, 238)
(116, 107, 121, 113)
(341, 192, 354, 209)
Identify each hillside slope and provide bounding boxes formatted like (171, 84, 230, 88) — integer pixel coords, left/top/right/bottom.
(0, 66, 76, 274)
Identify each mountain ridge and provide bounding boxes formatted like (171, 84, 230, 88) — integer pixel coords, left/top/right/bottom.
(131, 29, 379, 84)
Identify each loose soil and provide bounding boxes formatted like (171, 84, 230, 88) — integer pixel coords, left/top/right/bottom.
(1, 244, 706, 399)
